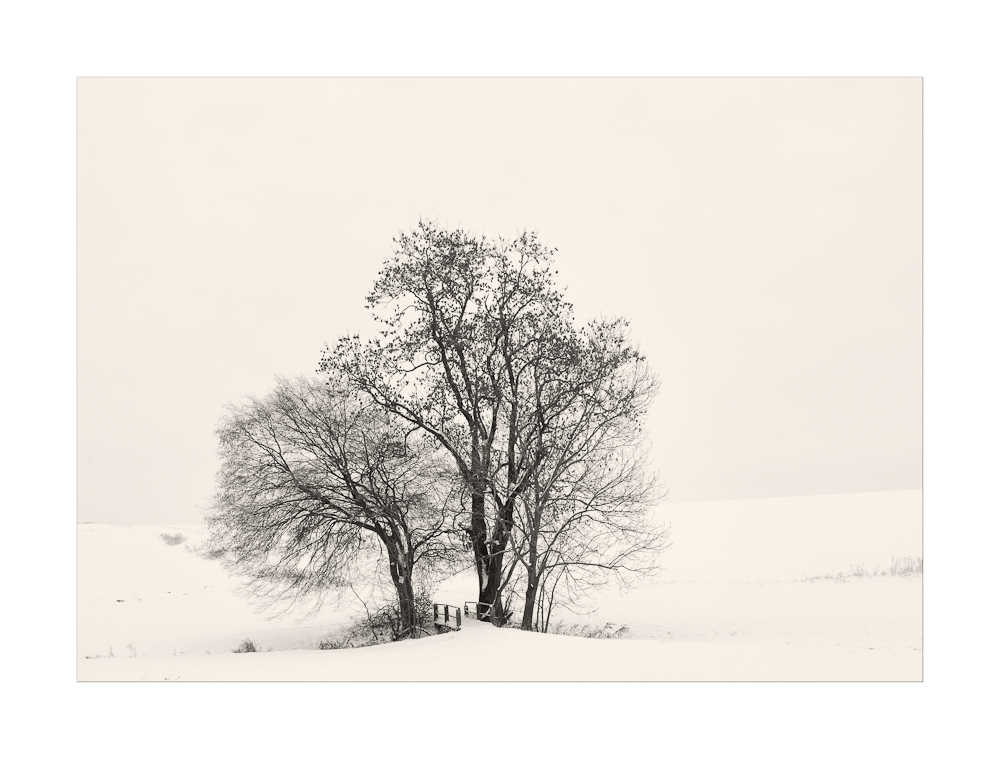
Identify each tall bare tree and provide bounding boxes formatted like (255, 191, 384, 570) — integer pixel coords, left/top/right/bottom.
(322, 221, 575, 623)
(207, 376, 460, 637)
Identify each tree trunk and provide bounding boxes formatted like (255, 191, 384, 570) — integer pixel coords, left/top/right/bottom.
(521, 575, 538, 630)
(521, 507, 542, 630)
(389, 558, 418, 639)
(470, 488, 491, 612)
(480, 545, 506, 623)
(478, 495, 516, 625)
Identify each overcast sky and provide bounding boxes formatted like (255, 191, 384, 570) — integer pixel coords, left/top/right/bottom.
(78, 78, 921, 524)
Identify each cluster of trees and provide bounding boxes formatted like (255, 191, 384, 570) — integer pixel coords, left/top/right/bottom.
(208, 221, 667, 638)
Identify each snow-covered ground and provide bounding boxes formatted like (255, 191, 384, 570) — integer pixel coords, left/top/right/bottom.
(78, 489, 921, 681)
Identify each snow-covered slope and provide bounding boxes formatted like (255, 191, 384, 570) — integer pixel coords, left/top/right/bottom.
(78, 609, 919, 681)
(78, 490, 922, 681)
(77, 523, 355, 658)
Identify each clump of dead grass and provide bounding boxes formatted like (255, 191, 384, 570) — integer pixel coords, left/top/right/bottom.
(803, 554, 922, 582)
(888, 554, 923, 575)
(546, 621, 630, 639)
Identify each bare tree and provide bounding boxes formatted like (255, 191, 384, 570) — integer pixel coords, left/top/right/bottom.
(506, 320, 668, 631)
(207, 376, 461, 638)
(322, 221, 575, 623)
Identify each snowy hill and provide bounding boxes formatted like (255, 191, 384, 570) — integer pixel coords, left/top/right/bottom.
(78, 490, 922, 681)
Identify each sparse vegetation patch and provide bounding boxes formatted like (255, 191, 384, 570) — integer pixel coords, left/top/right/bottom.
(889, 555, 922, 576)
(545, 621, 631, 639)
(317, 594, 442, 650)
(803, 555, 922, 582)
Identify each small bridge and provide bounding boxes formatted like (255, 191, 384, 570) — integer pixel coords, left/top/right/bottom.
(432, 601, 498, 631)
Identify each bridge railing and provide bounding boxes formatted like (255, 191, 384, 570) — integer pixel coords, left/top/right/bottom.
(432, 603, 462, 630)
(463, 600, 495, 622)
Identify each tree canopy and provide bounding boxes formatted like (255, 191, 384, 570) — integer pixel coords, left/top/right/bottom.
(208, 376, 462, 635)
(209, 221, 666, 637)
(321, 221, 667, 625)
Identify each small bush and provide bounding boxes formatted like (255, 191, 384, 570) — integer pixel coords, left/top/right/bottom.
(318, 594, 438, 650)
(160, 532, 186, 546)
(232, 638, 258, 653)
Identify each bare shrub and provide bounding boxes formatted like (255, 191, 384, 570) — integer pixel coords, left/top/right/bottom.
(232, 638, 258, 653)
(319, 593, 440, 650)
(889, 554, 923, 576)
(160, 532, 186, 546)
(317, 634, 352, 651)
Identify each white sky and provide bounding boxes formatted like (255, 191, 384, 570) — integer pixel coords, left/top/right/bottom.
(78, 78, 921, 524)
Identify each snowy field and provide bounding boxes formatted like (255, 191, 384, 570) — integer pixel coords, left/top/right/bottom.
(78, 489, 921, 681)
